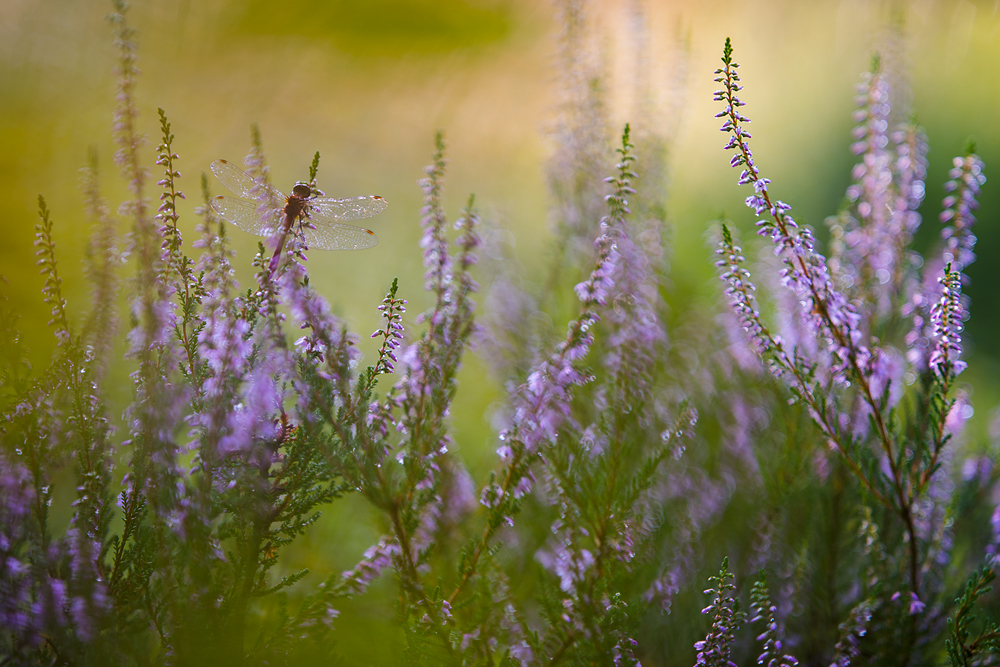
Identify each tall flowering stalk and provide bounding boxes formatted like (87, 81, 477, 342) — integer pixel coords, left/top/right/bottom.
(526, 127, 695, 665)
(715, 39, 873, 389)
(80, 151, 122, 381)
(713, 37, 988, 663)
(939, 152, 985, 275)
(424, 126, 695, 664)
(265, 134, 488, 660)
(830, 59, 901, 322)
(749, 575, 798, 667)
(548, 0, 612, 253)
(108, 10, 193, 658)
(693, 557, 745, 667)
(929, 267, 966, 381)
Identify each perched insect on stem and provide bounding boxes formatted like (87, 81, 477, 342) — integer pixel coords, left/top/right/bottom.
(210, 159, 387, 275)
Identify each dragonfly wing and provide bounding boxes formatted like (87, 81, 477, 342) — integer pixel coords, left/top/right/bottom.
(211, 159, 285, 201)
(308, 195, 388, 222)
(301, 222, 379, 251)
(211, 195, 274, 236)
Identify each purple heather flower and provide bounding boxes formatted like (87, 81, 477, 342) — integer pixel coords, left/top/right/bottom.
(0, 457, 35, 639)
(198, 315, 251, 396)
(603, 225, 666, 385)
(108, 2, 148, 201)
(238, 135, 287, 277)
(535, 528, 596, 594)
(454, 202, 482, 275)
(574, 226, 620, 306)
(694, 557, 742, 667)
(226, 368, 282, 456)
(189, 200, 255, 488)
(715, 42, 872, 390)
(417, 141, 453, 302)
(381, 161, 479, 553)
(715, 225, 803, 385)
(440, 463, 478, 527)
(242, 138, 277, 216)
(904, 257, 943, 370)
(480, 571, 532, 665)
(80, 161, 123, 381)
(34, 573, 68, 633)
(498, 273, 604, 459)
(395, 342, 429, 408)
(892, 123, 929, 237)
(715, 229, 768, 352)
(717, 307, 764, 374)
(416, 599, 453, 630)
(755, 246, 818, 365)
(961, 454, 993, 487)
(830, 600, 875, 667)
(907, 593, 926, 615)
(837, 68, 897, 318)
(939, 154, 986, 274)
(548, 0, 612, 251)
(477, 269, 538, 378)
(928, 267, 966, 377)
(122, 320, 187, 533)
(644, 567, 680, 613)
(908, 153, 983, 373)
(369, 283, 407, 377)
(479, 482, 505, 509)
(410, 496, 443, 557)
(945, 390, 973, 437)
(340, 537, 401, 596)
(750, 578, 799, 667)
(988, 504, 1000, 561)
(508, 640, 533, 665)
(279, 244, 359, 383)
(459, 628, 480, 652)
(66, 517, 109, 641)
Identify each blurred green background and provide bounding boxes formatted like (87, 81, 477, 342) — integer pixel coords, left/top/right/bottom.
(1, 0, 999, 661)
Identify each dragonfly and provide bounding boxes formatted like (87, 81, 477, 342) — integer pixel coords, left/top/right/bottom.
(210, 159, 387, 275)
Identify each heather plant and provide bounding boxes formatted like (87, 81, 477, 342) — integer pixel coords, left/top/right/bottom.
(2, 2, 694, 663)
(708, 37, 995, 664)
(2, 2, 1000, 667)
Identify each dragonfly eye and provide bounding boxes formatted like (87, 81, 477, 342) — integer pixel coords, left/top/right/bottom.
(292, 183, 311, 198)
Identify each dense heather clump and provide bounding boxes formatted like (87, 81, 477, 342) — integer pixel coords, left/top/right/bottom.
(713, 36, 994, 664)
(0, 3, 998, 667)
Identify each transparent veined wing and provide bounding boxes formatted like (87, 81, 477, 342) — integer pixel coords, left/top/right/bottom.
(212, 195, 380, 249)
(210, 159, 285, 202)
(211, 195, 277, 236)
(300, 221, 379, 251)
(298, 195, 387, 249)
(209, 158, 386, 251)
(307, 195, 389, 223)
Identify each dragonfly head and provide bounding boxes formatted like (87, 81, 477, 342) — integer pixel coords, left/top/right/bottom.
(291, 183, 312, 198)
